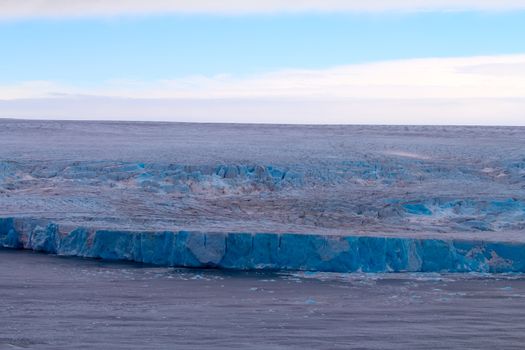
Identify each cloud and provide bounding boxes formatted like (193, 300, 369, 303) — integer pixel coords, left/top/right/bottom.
(1, 54, 525, 125)
(1, 0, 525, 19)
(2, 54, 524, 100)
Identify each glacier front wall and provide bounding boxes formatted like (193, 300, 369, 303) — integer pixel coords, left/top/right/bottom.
(1, 217, 525, 273)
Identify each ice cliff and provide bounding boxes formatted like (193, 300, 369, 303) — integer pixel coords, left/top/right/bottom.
(2, 217, 524, 273)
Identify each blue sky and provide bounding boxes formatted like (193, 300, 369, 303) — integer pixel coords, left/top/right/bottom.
(2, 12, 525, 82)
(1, 1, 524, 125)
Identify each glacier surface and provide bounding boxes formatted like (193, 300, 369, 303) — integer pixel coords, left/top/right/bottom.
(1, 121, 524, 235)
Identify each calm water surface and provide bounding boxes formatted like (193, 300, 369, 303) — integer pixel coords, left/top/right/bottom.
(1, 249, 525, 349)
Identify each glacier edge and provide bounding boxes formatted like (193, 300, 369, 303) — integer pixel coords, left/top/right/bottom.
(1, 217, 524, 273)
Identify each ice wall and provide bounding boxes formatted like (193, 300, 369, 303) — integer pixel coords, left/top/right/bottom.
(1, 217, 525, 273)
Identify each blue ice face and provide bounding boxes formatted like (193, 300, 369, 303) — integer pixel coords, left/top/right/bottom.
(3, 217, 525, 274)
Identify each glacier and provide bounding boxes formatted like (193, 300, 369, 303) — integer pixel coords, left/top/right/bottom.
(1, 121, 524, 273)
(2, 217, 525, 273)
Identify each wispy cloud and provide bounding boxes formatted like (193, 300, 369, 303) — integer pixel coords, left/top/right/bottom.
(2, 54, 524, 100)
(1, 0, 525, 19)
(1, 54, 525, 125)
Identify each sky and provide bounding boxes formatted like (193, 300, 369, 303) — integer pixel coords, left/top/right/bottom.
(0, 0, 524, 125)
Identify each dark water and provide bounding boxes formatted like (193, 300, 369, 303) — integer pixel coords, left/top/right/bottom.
(1, 249, 525, 349)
